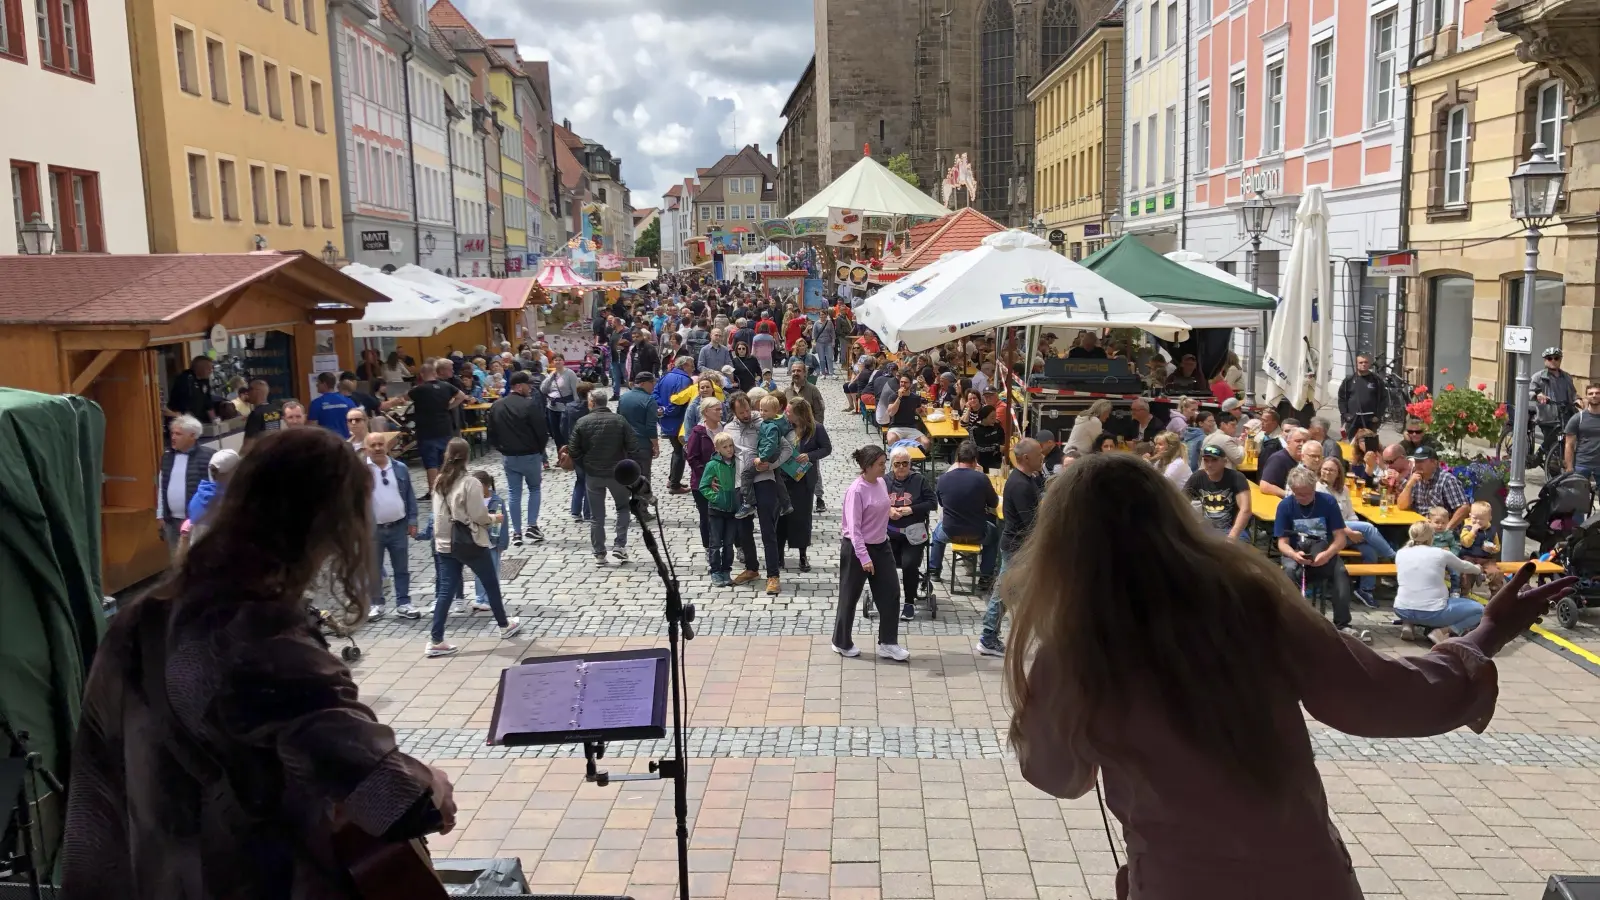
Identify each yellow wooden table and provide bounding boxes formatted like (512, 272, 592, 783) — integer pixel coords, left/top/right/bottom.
(1239, 456, 1258, 474)
(1249, 481, 1281, 522)
(922, 415, 969, 441)
(1349, 495, 1424, 527)
(1339, 441, 1357, 463)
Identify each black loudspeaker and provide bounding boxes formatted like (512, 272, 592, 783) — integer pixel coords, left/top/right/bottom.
(1546, 876, 1600, 900)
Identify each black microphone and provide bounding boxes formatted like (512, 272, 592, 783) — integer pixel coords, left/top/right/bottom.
(613, 457, 646, 494)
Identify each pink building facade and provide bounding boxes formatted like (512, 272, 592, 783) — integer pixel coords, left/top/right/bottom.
(1185, 0, 1412, 375)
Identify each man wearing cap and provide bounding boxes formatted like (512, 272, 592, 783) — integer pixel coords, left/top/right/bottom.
(364, 431, 420, 620)
(1533, 347, 1577, 461)
(1035, 430, 1064, 474)
(619, 370, 662, 485)
(487, 371, 551, 546)
(1185, 445, 1252, 539)
(183, 448, 241, 549)
(1397, 445, 1469, 529)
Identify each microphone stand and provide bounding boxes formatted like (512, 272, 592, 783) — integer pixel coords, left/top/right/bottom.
(583, 485, 694, 900)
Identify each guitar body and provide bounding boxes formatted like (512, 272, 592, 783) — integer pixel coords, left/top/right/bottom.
(331, 823, 450, 900)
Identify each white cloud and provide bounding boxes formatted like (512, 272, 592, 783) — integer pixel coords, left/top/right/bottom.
(453, 0, 812, 204)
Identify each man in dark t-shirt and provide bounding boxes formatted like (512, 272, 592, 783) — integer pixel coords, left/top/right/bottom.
(1184, 446, 1252, 539)
(241, 380, 280, 451)
(1259, 427, 1306, 499)
(929, 440, 1001, 588)
(978, 438, 1046, 657)
(382, 359, 465, 487)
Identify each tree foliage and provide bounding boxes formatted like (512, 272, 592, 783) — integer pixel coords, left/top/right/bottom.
(635, 216, 661, 264)
(886, 153, 920, 188)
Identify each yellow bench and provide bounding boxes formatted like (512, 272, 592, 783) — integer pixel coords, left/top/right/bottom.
(1345, 560, 1565, 579)
(946, 543, 984, 599)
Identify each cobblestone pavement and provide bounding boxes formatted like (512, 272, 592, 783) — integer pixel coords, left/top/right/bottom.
(348, 376, 1600, 900)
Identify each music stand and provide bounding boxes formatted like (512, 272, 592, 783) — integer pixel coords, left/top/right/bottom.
(488, 648, 670, 751)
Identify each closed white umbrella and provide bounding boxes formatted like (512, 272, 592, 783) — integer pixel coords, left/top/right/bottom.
(857, 230, 1191, 352)
(389, 264, 502, 317)
(1261, 187, 1334, 410)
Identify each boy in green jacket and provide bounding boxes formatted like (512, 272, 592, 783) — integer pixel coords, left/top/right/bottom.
(700, 431, 740, 586)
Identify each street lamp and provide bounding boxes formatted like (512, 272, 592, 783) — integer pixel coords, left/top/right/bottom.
(321, 241, 339, 265)
(424, 232, 437, 255)
(1238, 191, 1275, 405)
(1501, 141, 1568, 563)
(18, 212, 55, 255)
(1106, 210, 1124, 239)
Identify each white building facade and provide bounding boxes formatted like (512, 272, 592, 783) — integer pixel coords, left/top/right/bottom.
(331, 0, 414, 269)
(446, 71, 488, 276)
(405, 23, 457, 274)
(4, 0, 150, 254)
(1122, 0, 1187, 253)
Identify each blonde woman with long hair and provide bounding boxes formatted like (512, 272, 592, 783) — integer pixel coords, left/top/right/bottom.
(1002, 453, 1573, 900)
(1152, 431, 1190, 487)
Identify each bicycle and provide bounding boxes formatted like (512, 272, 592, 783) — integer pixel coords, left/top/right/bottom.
(1371, 357, 1415, 427)
(1498, 401, 1571, 479)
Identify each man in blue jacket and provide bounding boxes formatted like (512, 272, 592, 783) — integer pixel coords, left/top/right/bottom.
(619, 370, 662, 487)
(654, 356, 696, 494)
(363, 431, 420, 620)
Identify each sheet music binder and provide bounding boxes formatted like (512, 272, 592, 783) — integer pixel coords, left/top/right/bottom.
(488, 648, 670, 747)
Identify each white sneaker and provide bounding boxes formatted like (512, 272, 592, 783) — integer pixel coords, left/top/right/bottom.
(500, 618, 523, 639)
(395, 605, 421, 620)
(1338, 625, 1374, 644)
(450, 601, 465, 615)
(877, 643, 911, 662)
(1399, 624, 1417, 641)
(1427, 627, 1453, 644)
(470, 602, 492, 612)
(425, 642, 458, 658)
(831, 644, 860, 658)
(368, 607, 387, 621)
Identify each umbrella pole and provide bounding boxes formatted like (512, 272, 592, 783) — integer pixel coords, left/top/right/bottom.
(1247, 312, 1261, 405)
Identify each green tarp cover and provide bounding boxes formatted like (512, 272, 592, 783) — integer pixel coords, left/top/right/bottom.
(0, 388, 106, 838)
(1080, 235, 1276, 310)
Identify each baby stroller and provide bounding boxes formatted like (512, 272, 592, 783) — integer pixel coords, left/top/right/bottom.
(578, 348, 608, 384)
(309, 605, 363, 662)
(1553, 507, 1600, 631)
(1527, 471, 1592, 555)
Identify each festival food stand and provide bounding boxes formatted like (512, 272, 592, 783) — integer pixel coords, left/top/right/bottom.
(0, 252, 386, 592)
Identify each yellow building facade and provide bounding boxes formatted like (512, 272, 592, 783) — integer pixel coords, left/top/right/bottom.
(1030, 17, 1123, 261)
(128, 0, 344, 255)
(489, 67, 526, 255)
(1403, 27, 1580, 396)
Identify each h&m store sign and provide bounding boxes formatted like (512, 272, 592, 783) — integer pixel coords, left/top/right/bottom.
(459, 234, 488, 255)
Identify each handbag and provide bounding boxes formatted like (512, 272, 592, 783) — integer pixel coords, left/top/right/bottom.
(901, 522, 930, 545)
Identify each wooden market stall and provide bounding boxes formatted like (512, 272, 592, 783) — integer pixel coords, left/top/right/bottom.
(0, 251, 386, 593)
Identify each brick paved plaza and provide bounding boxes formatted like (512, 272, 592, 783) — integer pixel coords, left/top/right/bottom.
(349, 378, 1600, 900)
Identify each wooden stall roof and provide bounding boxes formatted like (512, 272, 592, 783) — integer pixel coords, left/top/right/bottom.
(465, 277, 537, 310)
(0, 251, 386, 327)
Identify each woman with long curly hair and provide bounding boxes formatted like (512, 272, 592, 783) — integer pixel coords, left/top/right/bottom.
(427, 437, 520, 657)
(1001, 452, 1573, 900)
(63, 427, 459, 898)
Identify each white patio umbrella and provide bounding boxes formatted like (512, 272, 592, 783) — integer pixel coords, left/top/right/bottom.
(344, 267, 473, 337)
(857, 230, 1191, 352)
(1261, 187, 1334, 410)
(389, 264, 502, 316)
(786, 155, 954, 221)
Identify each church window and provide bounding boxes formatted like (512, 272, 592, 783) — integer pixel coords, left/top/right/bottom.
(1041, 0, 1079, 67)
(979, 0, 1015, 212)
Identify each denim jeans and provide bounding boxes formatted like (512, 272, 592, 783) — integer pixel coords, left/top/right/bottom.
(418, 436, 450, 472)
(1395, 596, 1484, 635)
(1347, 520, 1394, 592)
(585, 475, 631, 555)
(372, 520, 411, 608)
(610, 361, 625, 390)
(432, 543, 508, 643)
(1281, 554, 1355, 629)
(502, 453, 544, 533)
(980, 551, 1011, 643)
(707, 510, 736, 576)
(570, 468, 591, 519)
(928, 520, 1000, 578)
(474, 547, 502, 605)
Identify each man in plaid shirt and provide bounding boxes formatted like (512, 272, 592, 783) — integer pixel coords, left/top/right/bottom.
(1398, 445, 1469, 530)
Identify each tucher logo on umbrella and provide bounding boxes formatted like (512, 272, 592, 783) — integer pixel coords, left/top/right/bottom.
(999, 278, 1076, 309)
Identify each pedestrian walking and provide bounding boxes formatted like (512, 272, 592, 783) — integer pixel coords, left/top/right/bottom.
(655, 356, 697, 494)
(380, 357, 467, 491)
(779, 397, 830, 572)
(487, 371, 550, 546)
(832, 445, 909, 662)
(563, 381, 594, 522)
(567, 387, 640, 564)
(812, 312, 837, 377)
(364, 432, 420, 621)
(426, 438, 521, 658)
(619, 370, 662, 486)
(158, 415, 216, 558)
(470, 471, 510, 611)
(541, 357, 579, 450)
(886, 445, 937, 621)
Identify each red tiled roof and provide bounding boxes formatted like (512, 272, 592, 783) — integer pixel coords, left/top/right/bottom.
(554, 123, 584, 150)
(379, 0, 405, 28)
(633, 207, 657, 220)
(881, 208, 1005, 273)
(555, 135, 586, 190)
(426, 0, 472, 29)
(664, 185, 683, 199)
(0, 253, 383, 326)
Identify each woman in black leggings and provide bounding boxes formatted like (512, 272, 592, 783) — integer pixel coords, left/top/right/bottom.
(832, 445, 910, 662)
(885, 446, 937, 621)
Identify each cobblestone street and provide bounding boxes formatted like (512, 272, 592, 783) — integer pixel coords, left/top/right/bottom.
(348, 377, 1600, 900)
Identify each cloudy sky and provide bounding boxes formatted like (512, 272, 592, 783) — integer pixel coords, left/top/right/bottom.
(451, 0, 814, 208)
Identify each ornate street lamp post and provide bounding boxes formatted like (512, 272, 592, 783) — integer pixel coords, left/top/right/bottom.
(1238, 191, 1275, 405)
(1501, 142, 1567, 563)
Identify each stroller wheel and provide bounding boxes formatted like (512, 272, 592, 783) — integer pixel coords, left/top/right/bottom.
(1555, 596, 1581, 630)
(342, 645, 362, 662)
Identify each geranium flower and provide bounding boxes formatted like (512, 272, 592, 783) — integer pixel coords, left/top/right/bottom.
(1477, 383, 1487, 391)
(1468, 423, 1478, 433)
(1413, 385, 1428, 395)
(1444, 384, 1455, 392)
(1495, 403, 1507, 418)
(1458, 410, 1468, 419)
(1440, 368, 1449, 374)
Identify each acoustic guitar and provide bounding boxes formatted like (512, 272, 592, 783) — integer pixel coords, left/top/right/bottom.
(332, 822, 449, 900)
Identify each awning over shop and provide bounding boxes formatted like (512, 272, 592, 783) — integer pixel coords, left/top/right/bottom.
(465, 277, 538, 310)
(1079, 236, 1276, 329)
